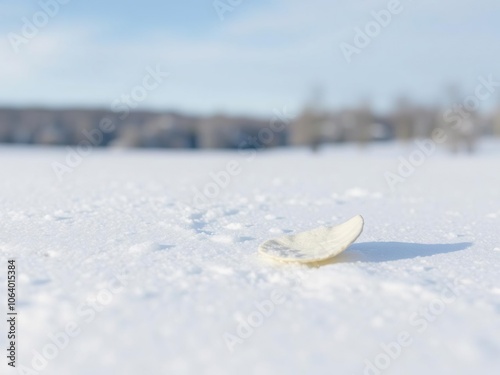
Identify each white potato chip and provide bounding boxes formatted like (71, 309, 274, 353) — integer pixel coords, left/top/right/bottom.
(258, 215, 364, 263)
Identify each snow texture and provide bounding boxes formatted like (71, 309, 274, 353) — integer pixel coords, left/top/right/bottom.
(1, 141, 500, 375)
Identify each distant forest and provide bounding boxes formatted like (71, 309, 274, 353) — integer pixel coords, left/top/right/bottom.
(0, 105, 499, 150)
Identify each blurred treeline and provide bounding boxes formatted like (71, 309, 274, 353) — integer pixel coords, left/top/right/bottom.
(0, 103, 499, 151)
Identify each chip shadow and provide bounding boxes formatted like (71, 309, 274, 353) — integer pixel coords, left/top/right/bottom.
(311, 241, 472, 266)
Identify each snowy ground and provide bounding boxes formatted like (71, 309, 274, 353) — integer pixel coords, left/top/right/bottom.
(1, 140, 500, 375)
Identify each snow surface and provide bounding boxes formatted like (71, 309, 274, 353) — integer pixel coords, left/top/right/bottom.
(1, 140, 500, 375)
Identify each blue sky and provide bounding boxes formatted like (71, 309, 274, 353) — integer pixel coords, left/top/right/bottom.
(1, 0, 500, 116)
